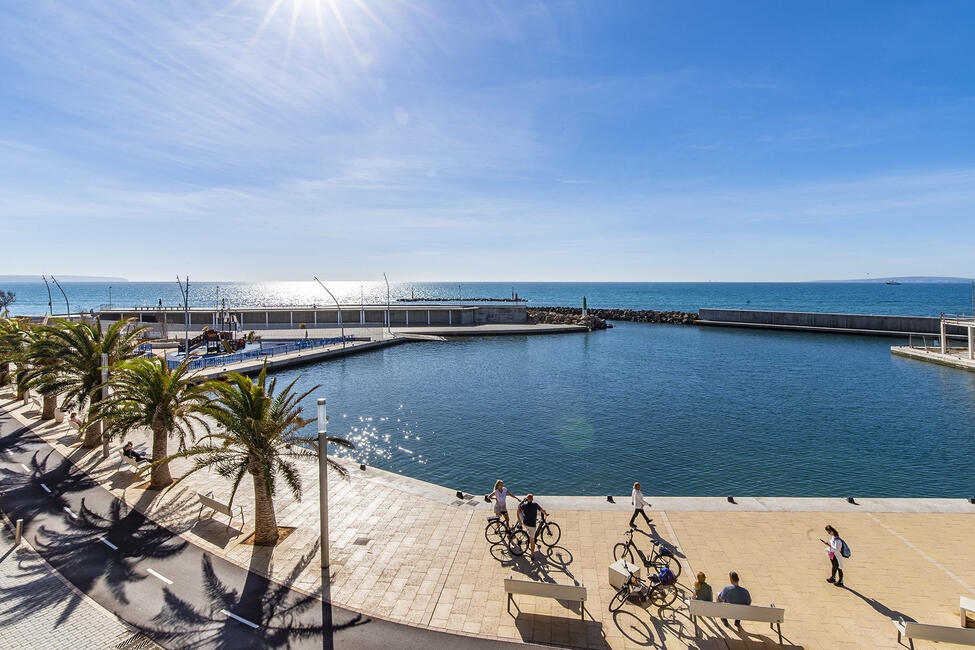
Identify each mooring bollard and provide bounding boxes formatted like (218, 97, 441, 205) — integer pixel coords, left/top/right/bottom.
(14, 519, 23, 546)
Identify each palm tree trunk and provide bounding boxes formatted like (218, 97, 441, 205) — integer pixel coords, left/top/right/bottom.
(41, 393, 57, 420)
(252, 470, 279, 545)
(149, 424, 173, 488)
(82, 421, 102, 448)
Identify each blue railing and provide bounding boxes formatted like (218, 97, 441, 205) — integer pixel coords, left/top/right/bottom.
(167, 336, 355, 371)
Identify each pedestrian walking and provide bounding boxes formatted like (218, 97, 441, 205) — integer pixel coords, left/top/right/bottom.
(630, 481, 652, 528)
(823, 524, 845, 587)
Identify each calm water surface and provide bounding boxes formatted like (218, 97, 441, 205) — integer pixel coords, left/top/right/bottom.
(272, 322, 975, 497)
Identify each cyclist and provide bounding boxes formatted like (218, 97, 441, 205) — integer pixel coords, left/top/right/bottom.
(517, 494, 547, 557)
(487, 480, 521, 528)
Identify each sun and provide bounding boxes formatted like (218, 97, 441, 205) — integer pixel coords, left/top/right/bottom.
(245, 0, 391, 65)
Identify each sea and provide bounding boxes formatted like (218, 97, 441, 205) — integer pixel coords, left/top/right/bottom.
(4, 280, 974, 497)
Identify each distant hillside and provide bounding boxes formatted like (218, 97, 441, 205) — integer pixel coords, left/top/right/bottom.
(0, 275, 129, 282)
(819, 276, 973, 283)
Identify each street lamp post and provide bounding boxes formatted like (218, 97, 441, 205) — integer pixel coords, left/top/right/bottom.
(317, 398, 329, 571)
(383, 273, 391, 336)
(101, 352, 110, 458)
(313, 277, 346, 348)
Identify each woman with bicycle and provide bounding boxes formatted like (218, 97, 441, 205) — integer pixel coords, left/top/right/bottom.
(487, 479, 521, 528)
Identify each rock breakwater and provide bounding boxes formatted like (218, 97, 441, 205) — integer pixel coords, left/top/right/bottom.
(526, 309, 611, 330)
(529, 306, 699, 325)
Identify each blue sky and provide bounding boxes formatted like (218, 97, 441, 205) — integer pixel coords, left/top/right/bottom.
(1, 0, 973, 281)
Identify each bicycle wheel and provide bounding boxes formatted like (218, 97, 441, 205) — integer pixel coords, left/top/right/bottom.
(613, 542, 634, 564)
(648, 582, 678, 609)
(609, 586, 630, 613)
(653, 554, 682, 579)
(540, 521, 561, 547)
(484, 520, 505, 545)
(508, 529, 530, 556)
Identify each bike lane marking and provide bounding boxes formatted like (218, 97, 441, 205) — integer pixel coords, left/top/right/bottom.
(221, 609, 259, 629)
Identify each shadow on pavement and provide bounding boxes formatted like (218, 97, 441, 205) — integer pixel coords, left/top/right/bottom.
(143, 542, 369, 649)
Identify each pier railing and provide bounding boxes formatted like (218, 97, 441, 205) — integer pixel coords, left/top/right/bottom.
(167, 336, 355, 371)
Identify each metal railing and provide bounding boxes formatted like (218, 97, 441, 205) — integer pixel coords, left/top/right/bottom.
(167, 336, 355, 371)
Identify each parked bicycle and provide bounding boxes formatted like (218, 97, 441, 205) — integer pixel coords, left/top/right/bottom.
(613, 529, 682, 578)
(484, 516, 528, 556)
(609, 565, 679, 612)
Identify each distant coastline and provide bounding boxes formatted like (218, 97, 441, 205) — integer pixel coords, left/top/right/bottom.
(816, 276, 973, 284)
(0, 275, 129, 283)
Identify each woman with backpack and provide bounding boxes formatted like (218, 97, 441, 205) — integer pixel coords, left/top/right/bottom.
(824, 524, 845, 587)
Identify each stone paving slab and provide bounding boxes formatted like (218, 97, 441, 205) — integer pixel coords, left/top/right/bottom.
(4, 396, 975, 650)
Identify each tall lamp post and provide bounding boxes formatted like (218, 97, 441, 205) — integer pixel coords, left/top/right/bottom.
(317, 398, 329, 570)
(313, 277, 346, 348)
(383, 273, 391, 336)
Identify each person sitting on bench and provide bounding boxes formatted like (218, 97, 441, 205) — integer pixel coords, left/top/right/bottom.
(717, 571, 751, 628)
(122, 442, 152, 465)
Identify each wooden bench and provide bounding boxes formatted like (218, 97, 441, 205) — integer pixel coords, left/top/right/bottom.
(504, 576, 587, 620)
(686, 598, 785, 644)
(893, 597, 975, 649)
(198, 491, 245, 531)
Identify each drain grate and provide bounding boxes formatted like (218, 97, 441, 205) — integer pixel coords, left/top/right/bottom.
(353, 536, 371, 546)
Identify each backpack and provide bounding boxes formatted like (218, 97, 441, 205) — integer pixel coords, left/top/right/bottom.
(658, 567, 677, 585)
(839, 538, 851, 558)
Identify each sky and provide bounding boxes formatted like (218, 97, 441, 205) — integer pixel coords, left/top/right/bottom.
(1, 0, 974, 282)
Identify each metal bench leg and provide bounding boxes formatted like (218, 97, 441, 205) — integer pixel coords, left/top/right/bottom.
(693, 614, 699, 638)
(507, 593, 512, 617)
(579, 600, 584, 620)
(777, 622, 782, 645)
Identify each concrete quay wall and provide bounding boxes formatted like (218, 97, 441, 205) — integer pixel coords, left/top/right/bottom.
(698, 308, 967, 337)
(96, 303, 527, 337)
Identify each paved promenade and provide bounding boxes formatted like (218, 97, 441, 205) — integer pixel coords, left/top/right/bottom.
(3, 395, 975, 649)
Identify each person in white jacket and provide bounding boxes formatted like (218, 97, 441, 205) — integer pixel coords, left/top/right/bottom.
(630, 481, 652, 528)
(824, 524, 844, 587)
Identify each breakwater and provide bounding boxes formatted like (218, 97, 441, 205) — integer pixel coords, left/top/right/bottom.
(697, 308, 965, 338)
(529, 306, 698, 325)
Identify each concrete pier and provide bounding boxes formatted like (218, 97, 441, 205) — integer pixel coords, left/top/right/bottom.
(697, 307, 970, 338)
(97, 303, 529, 338)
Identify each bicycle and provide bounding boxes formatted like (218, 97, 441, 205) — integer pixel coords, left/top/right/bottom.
(609, 565, 679, 612)
(532, 512, 562, 548)
(613, 529, 682, 578)
(484, 516, 529, 556)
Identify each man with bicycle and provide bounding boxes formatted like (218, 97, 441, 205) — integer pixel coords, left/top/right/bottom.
(517, 494, 547, 557)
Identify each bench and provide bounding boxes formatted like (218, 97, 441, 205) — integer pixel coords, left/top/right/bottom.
(962, 595, 975, 628)
(118, 451, 140, 472)
(893, 597, 975, 649)
(54, 409, 65, 424)
(198, 491, 245, 531)
(686, 599, 785, 644)
(504, 576, 587, 620)
(30, 393, 42, 412)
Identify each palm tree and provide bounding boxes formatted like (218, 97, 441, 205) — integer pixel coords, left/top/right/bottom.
(23, 325, 66, 420)
(0, 318, 31, 399)
(93, 357, 211, 488)
(35, 318, 149, 447)
(166, 367, 353, 545)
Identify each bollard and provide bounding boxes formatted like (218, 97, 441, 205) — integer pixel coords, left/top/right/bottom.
(14, 519, 23, 546)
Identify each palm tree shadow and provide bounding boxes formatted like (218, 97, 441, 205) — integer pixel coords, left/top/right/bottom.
(142, 541, 369, 649)
(30, 495, 191, 606)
